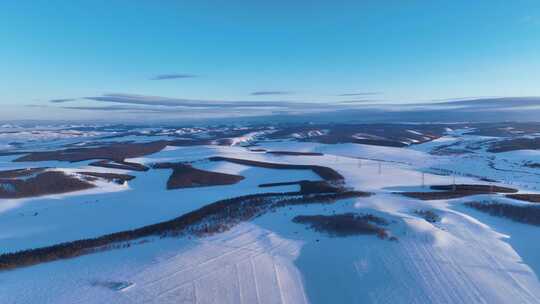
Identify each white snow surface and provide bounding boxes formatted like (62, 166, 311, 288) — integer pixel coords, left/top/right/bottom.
(0, 224, 306, 304)
(2, 137, 540, 303)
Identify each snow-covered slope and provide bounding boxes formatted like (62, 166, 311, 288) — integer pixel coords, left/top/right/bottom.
(3, 128, 540, 303)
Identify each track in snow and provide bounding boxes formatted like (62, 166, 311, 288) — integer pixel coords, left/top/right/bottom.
(69, 225, 307, 304)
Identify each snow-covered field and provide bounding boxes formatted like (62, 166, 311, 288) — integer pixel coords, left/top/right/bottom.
(3, 127, 540, 303)
(0, 224, 306, 304)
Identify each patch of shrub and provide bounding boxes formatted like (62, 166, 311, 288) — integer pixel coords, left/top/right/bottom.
(465, 201, 540, 225)
(152, 162, 244, 189)
(292, 213, 389, 238)
(0, 171, 95, 199)
(488, 138, 540, 153)
(414, 209, 441, 223)
(506, 194, 540, 203)
(523, 161, 540, 169)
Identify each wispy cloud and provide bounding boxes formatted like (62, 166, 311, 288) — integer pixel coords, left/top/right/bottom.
(38, 95, 540, 123)
(49, 98, 77, 103)
(150, 73, 198, 80)
(61, 105, 167, 112)
(429, 96, 499, 102)
(433, 97, 540, 108)
(338, 92, 381, 96)
(337, 99, 381, 104)
(25, 104, 49, 108)
(84, 93, 313, 108)
(250, 91, 293, 96)
(56, 92, 388, 120)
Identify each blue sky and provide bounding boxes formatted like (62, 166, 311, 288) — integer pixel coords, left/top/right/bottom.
(1, 1, 540, 121)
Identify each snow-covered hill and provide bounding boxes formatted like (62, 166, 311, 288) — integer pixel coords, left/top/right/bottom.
(2, 123, 540, 303)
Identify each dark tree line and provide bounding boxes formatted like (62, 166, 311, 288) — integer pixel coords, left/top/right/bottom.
(506, 194, 540, 203)
(466, 201, 540, 225)
(401, 184, 518, 201)
(431, 184, 517, 193)
(266, 151, 324, 156)
(488, 138, 540, 153)
(209, 156, 344, 181)
(0, 190, 369, 271)
(259, 180, 345, 194)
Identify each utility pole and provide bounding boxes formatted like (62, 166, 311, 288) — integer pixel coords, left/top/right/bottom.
(421, 172, 425, 188)
(452, 173, 456, 192)
(490, 183, 495, 204)
(378, 161, 382, 175)
(358, 159, 362, 168)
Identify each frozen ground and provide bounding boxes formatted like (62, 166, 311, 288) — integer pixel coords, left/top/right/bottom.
(2, 128, 540, 303)
(0, 224, 306, 304)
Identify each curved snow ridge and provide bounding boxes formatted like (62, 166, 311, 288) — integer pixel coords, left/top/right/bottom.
(348, 192, 540, 303)
(385, 208, 540, 303)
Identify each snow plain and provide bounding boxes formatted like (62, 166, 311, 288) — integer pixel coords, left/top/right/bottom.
(2, 132, 540, 303)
